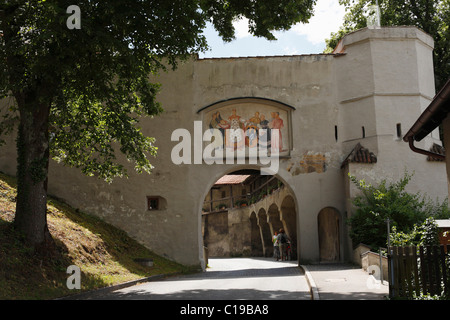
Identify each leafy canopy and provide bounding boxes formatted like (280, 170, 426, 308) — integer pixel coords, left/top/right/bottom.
(0, 0, 317, 181)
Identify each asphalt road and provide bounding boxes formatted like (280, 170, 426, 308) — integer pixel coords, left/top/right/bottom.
(81, 257, 311, 300)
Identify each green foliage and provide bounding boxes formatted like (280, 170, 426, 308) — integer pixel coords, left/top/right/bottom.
(0, 172, 186, 299)
(29, 157, 48, 184)
(347, 172, 448, 250)
(235, 199, 248, 207)
(388, 226, 416, 247)
(412, 293, 446, 300)
(389, 217, 440, 247)
(324, 0, 450, 90)
(201, 0, 317, 41)
(0, 0, 318, 182)
(0, 0, 318, 244)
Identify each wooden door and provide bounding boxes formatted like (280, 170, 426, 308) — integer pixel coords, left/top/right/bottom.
(318, 208, 340, 262)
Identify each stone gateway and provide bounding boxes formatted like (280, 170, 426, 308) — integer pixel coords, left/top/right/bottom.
(0, 27, 446, 269)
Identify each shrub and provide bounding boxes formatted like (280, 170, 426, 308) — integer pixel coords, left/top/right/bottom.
(390, 217, 440, 247)
(348, 172, 448, 250)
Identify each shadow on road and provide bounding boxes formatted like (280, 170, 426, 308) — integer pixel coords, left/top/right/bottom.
(66, 258, 310, 300)
(86, 287, 310, 300)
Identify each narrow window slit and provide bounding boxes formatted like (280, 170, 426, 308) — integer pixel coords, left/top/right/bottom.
(396, 123, 402, 139)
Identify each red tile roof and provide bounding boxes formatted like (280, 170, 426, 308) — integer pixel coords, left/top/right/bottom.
(341, 143, 377, 168)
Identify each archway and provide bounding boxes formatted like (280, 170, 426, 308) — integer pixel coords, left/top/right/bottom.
(200, 167, 298, 262)
(318, 207, 340, 262)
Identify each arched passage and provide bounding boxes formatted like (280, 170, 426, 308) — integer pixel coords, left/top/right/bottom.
(200, 167, 298, 263)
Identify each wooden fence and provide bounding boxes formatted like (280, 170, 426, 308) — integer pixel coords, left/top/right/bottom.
(388, 245, 450, 299)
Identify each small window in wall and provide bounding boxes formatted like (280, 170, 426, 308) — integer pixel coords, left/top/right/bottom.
(335, 125, 338, 142)
(146, 196, 167, 211)
(362, 126, 366, 138)
(396, 123, 402, 140)
(147, 197, 159, 210)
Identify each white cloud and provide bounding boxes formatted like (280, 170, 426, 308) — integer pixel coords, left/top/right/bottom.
(292, 0, 346, 45)
(231, 0, 345, 44)
(203, 0, 347, 58)
(233, 18, 251, 39)
(283, 46, 299, 55)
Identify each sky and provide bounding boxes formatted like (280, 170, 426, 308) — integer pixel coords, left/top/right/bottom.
(199, 0, 347, 58)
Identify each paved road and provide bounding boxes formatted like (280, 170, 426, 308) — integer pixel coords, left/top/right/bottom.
(82, 257, 311, 300)
(304, 264, 389, 300)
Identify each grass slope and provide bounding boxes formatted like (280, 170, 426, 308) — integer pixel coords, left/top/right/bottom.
(0, 172, 189, 300)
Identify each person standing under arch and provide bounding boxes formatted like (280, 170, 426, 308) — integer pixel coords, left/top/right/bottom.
(273, 231, 280, 261)
(277, 228, 290, 261)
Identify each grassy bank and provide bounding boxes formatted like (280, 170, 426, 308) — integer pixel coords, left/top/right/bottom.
(0, 172, 190, 299)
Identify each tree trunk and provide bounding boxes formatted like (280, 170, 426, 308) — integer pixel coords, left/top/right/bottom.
(14, 99, 53, 252)
(2, 4, 55, 253)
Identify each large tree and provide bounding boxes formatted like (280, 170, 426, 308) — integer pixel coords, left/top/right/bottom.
(324, 0, 450, 91)
(0, 0, 317, 252)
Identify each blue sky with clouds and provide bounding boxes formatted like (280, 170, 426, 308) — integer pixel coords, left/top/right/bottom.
(199, 0, 346, 58)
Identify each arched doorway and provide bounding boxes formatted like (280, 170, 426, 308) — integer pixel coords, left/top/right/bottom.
(317, 207, 340, 262)
(200, 168, 298, 261)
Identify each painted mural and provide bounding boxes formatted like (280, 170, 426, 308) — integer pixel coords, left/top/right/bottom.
(204, 103, 290, 155)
